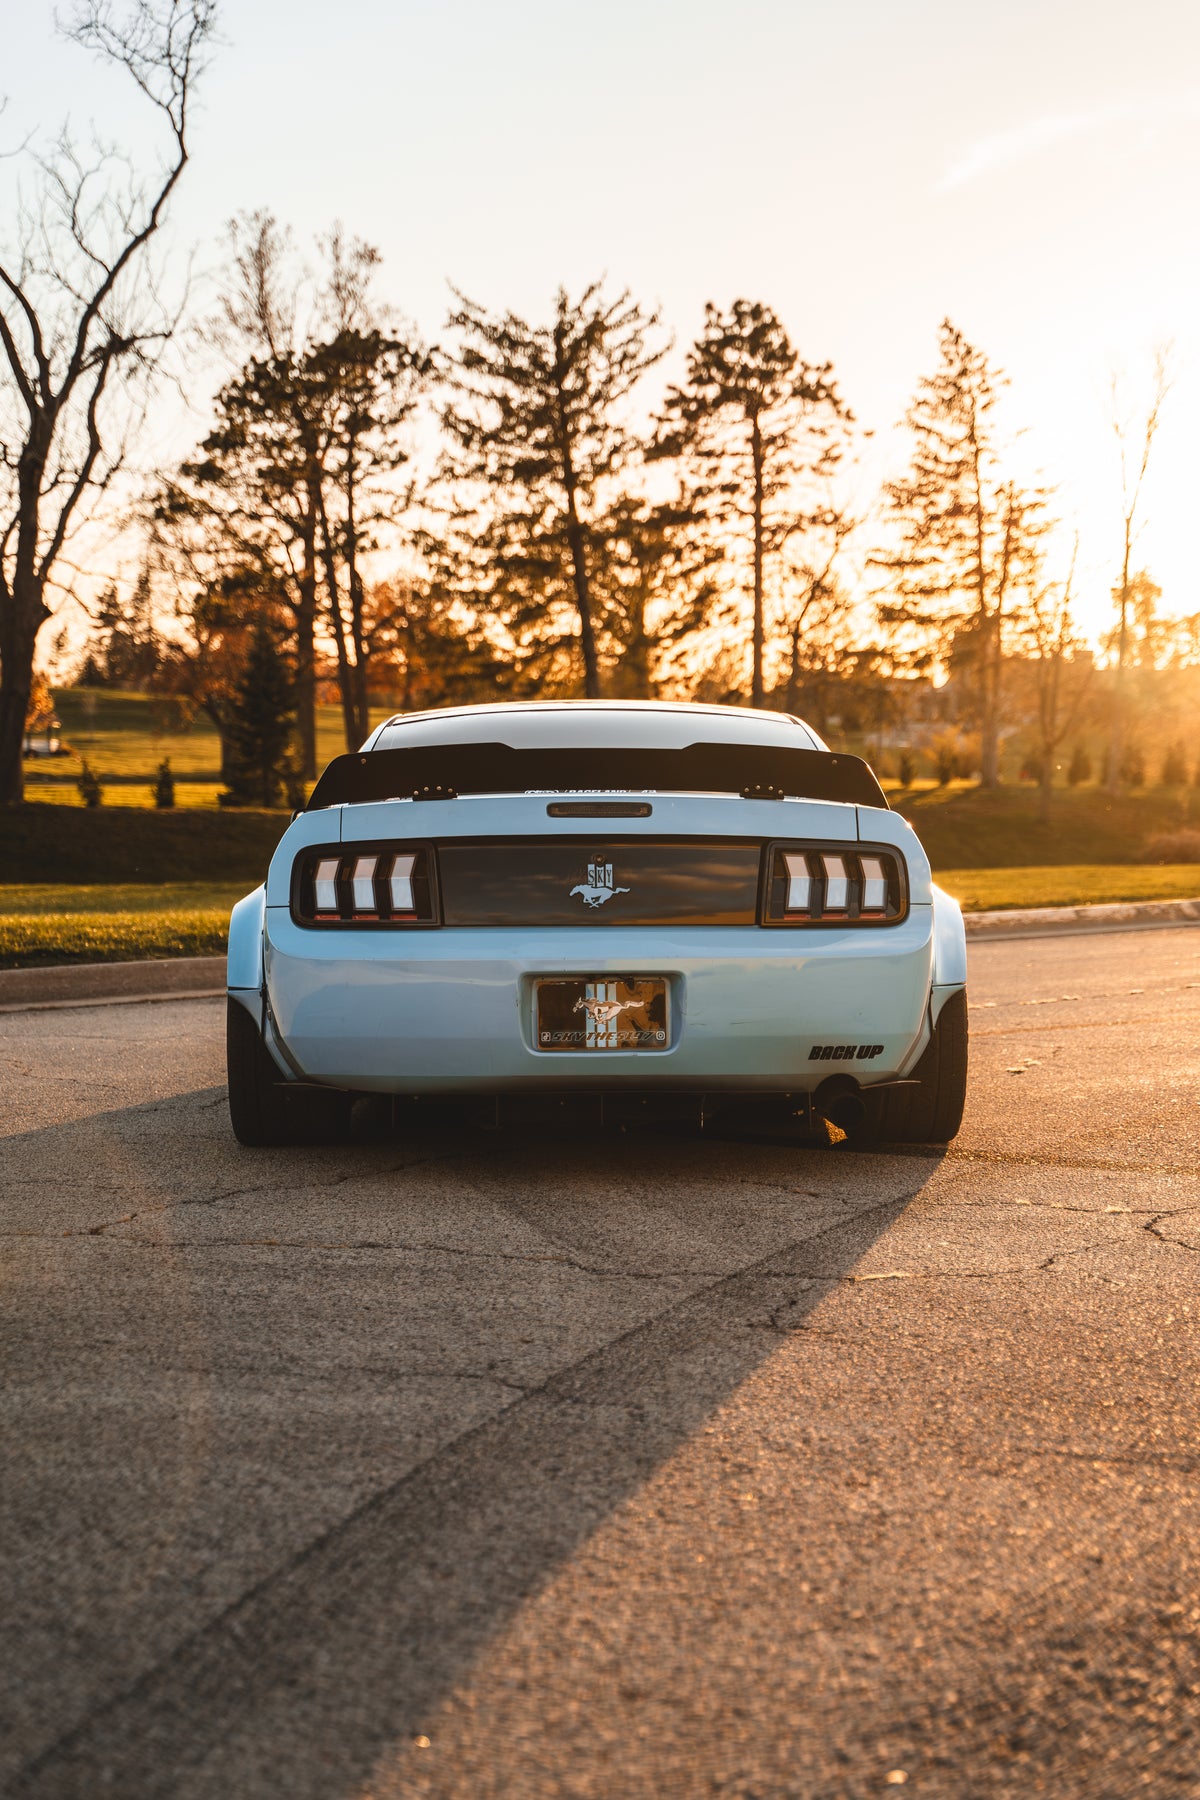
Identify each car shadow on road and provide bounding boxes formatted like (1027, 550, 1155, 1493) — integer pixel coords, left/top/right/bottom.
(12, 1095, 946, 1800)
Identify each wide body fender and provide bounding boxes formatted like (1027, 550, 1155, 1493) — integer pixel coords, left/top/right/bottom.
(930, 882, 967, 1022)
(227, 886, 266, 1023)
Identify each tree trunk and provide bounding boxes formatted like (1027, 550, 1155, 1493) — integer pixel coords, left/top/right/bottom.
(294, 513, 319, 779)
(201, 699, 231, 786)
(564, 498, 601, 698)
(0, 573, 46, 807)
(979, 608, 1002, 788)
(1038, 761, 1053, 824)
(550, 342, 601, 699)
(0, 641, 34, 806)
(615, 577, 652, 698)
(314, 483, 358, 750)
(750, 414, 765, 708)
(344, 465, 371, 744)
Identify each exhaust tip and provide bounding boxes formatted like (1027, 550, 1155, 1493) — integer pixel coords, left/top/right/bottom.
(814, 1075, 866, 1135)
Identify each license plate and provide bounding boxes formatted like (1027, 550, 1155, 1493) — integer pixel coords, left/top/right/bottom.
(536, 978, 669, 1052)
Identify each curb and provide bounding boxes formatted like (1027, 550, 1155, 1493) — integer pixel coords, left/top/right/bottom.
(965, 896, 1200, 939)
(0, 955, 226, 1013)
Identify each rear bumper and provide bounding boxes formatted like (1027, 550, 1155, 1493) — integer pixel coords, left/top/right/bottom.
(260, 908, 938, 1094)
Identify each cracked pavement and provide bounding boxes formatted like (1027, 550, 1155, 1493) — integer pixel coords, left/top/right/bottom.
(3, 925, 1200, 1799)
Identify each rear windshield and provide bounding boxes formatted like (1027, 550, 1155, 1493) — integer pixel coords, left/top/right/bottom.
(305, 741, 888, 810)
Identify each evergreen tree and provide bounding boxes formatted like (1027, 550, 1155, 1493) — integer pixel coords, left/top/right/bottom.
(439, 282, 665, 697)
(877, 321, 1050, 788)
(656, 299, 849, 707)
(221, 624, 296, 809)
(152, 758, 176, 808)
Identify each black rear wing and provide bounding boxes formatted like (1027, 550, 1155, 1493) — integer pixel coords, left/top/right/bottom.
(305, 741, 889, 811)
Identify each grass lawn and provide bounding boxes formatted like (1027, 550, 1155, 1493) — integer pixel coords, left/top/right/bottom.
(29, 688, 395, 800)
(939, 864, 1200, 913)
(0, 884, 246, 969)
(891, 780, 1200, 869)
(0, 883, 250, 916)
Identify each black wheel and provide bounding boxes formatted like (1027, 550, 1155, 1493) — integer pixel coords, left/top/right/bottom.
(226, 997, 352, 1147)
(873, 989, 968, 1146)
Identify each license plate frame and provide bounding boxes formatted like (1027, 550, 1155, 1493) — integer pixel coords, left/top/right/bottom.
(535, 977, 670, 1053)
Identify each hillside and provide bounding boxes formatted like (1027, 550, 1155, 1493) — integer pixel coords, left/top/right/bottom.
(891, 781, 1199, 870)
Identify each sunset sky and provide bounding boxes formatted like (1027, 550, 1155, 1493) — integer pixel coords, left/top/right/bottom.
(5, 0, 1199, 643)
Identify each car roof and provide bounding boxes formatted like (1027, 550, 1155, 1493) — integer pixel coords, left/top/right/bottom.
(368, 701, 826, 753)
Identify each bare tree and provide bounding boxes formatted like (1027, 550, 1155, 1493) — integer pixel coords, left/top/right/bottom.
(1020, 543, 1093, 822)
(0, 0, 216, 805)
(1107, 348, 1172, 794)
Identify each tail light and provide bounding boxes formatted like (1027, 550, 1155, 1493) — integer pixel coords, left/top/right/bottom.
(764, 845, 905, 925)
(293, 845, 438, 926)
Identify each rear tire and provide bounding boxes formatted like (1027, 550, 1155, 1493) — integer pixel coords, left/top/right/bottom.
(226, 997, 352, 1147)
(874, 989, 968, 1146)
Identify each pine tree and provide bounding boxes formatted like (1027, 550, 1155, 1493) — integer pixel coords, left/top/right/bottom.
(877, 321, 1050, 788)
(439, 283, 665, 697)
(656, 300, 849, 707)
(221, 624, 296, 809)
(152, 758, 176, 808)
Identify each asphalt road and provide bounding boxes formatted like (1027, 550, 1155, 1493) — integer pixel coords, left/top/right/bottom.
(3, 926, 1200, 1800)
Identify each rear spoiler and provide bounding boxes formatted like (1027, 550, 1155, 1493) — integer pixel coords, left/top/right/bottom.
(305, 741, 889, 811)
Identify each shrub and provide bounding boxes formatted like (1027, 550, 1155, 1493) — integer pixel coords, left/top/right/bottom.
(1142, 829, 1200, 864)
(1067, 744, 1092, 786)
(152, 757, 176, 808)
(897, 750, 916, 788)
(929, 729, 962, 785)
(77, 760, 103, 807)
(1162, 743, 1188, 786)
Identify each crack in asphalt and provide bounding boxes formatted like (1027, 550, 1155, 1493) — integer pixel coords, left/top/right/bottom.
(1144, 1212, 1200, 1254)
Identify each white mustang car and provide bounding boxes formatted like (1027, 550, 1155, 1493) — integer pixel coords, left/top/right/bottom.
(226, 702, 968, 1147)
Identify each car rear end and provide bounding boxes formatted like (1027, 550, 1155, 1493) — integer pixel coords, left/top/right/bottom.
(258, 787, 937, 1101)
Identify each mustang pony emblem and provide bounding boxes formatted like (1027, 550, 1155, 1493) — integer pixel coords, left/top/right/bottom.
(569, 859, 630, 908)
(573, 996, 639, 1024)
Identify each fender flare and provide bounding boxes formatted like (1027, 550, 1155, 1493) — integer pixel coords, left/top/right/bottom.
(226, 886, 266, 1027)
(930, 883, 967, 1022)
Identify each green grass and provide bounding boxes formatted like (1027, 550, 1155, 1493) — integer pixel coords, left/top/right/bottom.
(28, 688, 396, 801)
(0, 882, 250, 968)
(939, 864, 1200, 912)
(0, 882, 249, 915)
(0, 913, 229, 969)
(892, 781, 1200, 870)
